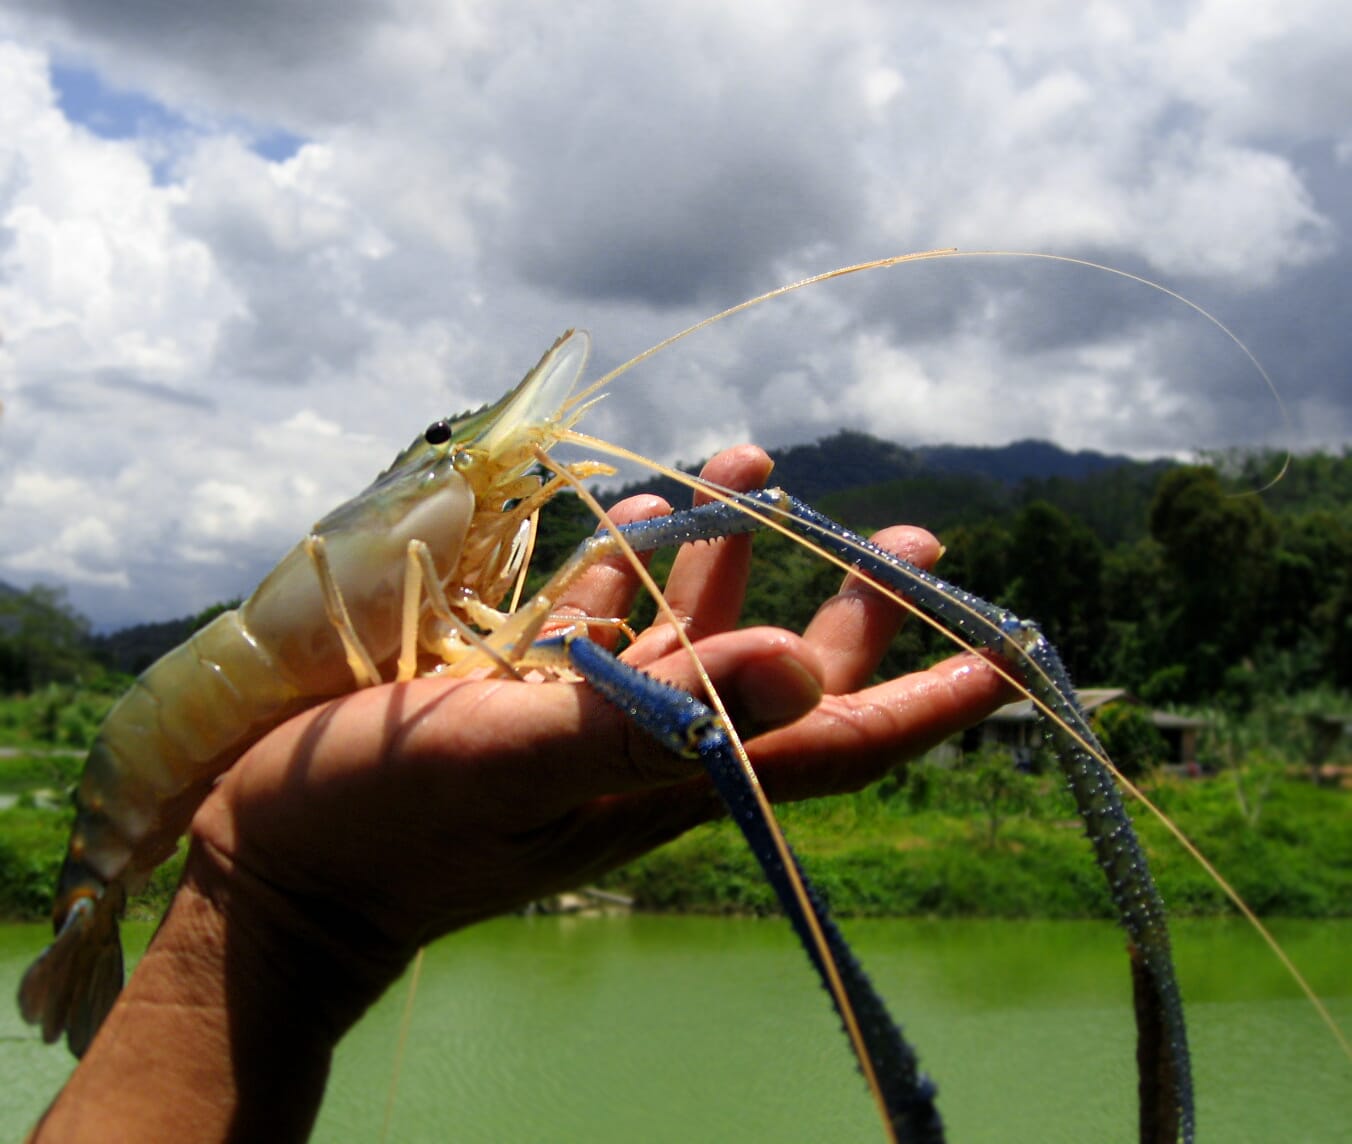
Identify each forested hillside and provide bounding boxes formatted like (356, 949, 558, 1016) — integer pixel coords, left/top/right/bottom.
(3, 435, 1348, 705)
(2, 437, 1349, 924)
(594, 435, 1352, 705)
(2, 438, 1352, 708)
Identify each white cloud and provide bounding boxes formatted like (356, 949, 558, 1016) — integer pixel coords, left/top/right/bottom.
(0, 43, 235, 395)
(1163, 0, 1352, 144)
(6, 500, 131, 590)
(0, 4, 1346, 628)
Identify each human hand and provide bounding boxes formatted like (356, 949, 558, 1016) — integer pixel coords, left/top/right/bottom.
(37, 445, 1011, 1142)
(185, 445, 1011, 1005)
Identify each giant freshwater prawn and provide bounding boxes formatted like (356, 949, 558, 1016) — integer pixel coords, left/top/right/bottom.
(18, 251, 1350, 1143)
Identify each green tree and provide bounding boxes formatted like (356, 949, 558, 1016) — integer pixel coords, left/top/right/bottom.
(939, 520, 1012, 604)
(943, 747, 1038, 848)
(0, 585, 96, 691)
(1148, 467, 1278, 701)
(1005, 501, 1107, 681)
(1098, 538, 1171, 694)
(1323, 573, 1352, 689)
(1090, 701, 1166, 780)
(1259, 511, 1352, 690)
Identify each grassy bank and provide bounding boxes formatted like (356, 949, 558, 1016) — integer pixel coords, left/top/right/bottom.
(602, 767, 1352, 919)
(2, 687, 1349, 923)
(0, 791, 187, 922)
(2, 755, 1348, 923)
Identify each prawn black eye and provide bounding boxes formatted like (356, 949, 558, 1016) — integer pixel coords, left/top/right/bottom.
(424, 420, 453, 446)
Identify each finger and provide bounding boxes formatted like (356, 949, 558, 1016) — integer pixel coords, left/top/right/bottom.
(802, 525, 942, 694)
(739, 651, 1016, 803)
(518, 649, 1016, 878)
(548, 493, 671, 648)
(626, 445, 774, 665)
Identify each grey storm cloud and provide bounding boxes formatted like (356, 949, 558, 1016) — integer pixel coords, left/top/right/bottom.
(0, 2, 1348, 627)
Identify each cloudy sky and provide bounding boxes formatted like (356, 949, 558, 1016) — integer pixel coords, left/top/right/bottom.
(0, 1, 1348, 630)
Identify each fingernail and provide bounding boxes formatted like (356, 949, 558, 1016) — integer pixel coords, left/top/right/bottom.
(730, 654, 823, 733)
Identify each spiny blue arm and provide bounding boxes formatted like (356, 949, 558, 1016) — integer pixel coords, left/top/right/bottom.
(550, 633, 944, 1144)
(603, 490, 1192, 1143)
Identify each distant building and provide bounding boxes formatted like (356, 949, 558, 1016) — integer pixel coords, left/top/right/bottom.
(960, 688, 1208, 770)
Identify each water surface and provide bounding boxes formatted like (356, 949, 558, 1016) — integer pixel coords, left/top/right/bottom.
(2, 917, 1347, 1141)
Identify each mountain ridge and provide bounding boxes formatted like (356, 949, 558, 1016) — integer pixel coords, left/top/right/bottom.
(603, 430, 1153, 509)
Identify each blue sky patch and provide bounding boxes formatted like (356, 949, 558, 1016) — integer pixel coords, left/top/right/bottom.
(51, 61, 188, 141)
(50, 61, 306, 165)
(252, 129, 306, 163)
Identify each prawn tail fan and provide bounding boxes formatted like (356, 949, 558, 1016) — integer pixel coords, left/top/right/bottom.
(18, 883, 126, 1058)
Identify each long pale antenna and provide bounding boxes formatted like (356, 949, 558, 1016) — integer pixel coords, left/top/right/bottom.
(565, 247, 1292, 492)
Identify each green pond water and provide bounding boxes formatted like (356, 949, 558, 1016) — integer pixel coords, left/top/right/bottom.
(1, 916, 1348, 1142)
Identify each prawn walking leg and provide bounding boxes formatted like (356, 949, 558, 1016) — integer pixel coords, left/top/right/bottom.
(520, 491, 1191, 1144)
(749, 491, 1193, 1144)
(543, 630, 944, 1144)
